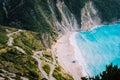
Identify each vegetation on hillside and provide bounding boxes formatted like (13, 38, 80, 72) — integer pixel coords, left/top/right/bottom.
(0, 27, 8, 44)
(1, 0, 120, 79)
(93, 0, 120, 22)
(0, 47, 41, 80)
(53, 65, 73, 80)
(0, 1, 4, 25)
(0, 0, 56, 36)
(0, 26, 73, 80)
(13, 31, 46, 54)
(1, 0, 120, 31)
(42, 64, 50, 75)
(81, 64, 120, 80)
(0, 26, 44, 79)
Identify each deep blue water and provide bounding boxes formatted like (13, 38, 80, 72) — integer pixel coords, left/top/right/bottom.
(76, 24, 120, 76)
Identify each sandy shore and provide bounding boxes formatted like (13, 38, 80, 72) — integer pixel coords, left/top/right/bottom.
(55, 32, 83, 80)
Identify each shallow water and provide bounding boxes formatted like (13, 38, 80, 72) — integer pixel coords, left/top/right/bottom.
(75, 24, 120, 76)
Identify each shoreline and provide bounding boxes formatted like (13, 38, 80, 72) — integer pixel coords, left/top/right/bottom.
(69, 33, 91, 77)
(54, 32, 83, 80)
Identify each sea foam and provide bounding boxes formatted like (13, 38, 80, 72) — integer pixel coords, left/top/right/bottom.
(70, 23, 120, 76)
(69, 32, 91, 77)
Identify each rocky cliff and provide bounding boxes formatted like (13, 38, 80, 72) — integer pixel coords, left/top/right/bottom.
(0, 0, 120, 80)
(1, 0, 120, 32)
(81, 1, 101, 30)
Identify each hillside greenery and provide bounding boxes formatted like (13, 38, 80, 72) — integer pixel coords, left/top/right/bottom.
(1, 0, 120, 79)
(0, 47, 41, 80)
(0, 26, 73, 80)
(0, 26, 45, 79)
(93, 0, 120, 22)
(0, 0, 56, 36)
(13, 31, 46, 54)
(81, 64, 120, 80)
(53, 65, 73, 80)
(1, 0, 120, 31)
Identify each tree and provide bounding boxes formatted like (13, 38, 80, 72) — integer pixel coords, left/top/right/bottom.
(81, 64, 120, 80)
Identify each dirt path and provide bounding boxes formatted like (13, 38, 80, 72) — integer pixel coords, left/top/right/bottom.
(7, 29, 22, 46)
(32, 51, 49, 79)
(6, 29, 57, 80)
(33, 51, 56, 80)
(49, 46, 56, 80)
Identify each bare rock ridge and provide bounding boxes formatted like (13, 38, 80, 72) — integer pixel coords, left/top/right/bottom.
(49, 0, 102, 32)
(1, 0, 120, 79)
(1, 0, 120, 34)
(81, 1, 101, 31)
(48, 0, 80, 34)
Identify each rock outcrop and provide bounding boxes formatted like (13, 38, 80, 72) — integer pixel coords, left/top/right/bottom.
(81, 1, 101, 30)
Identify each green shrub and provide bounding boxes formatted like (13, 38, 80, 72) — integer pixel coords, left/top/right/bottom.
(81, 64, 120, 80)
(0, 27, 8, 44)
(93, 0, 120, 22)
(53, 70, 66, 80)
(42, 64, 50, 75)
(0, 48, 41, 80)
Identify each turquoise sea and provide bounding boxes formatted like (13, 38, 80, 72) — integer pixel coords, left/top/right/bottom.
(75, 24, 120, 76)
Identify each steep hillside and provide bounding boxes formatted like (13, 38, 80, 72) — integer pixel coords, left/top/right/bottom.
(0, 0, 120, 80)
(93, 0, 120, 23)
(0, 26, 73, 80)
(1, 0, 120, 32)
(0, 0, 53, 32)
(0, 0, 81, 33)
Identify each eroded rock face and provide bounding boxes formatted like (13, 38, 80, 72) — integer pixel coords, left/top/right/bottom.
(49, 0, 80, 34)
(81, 1, 101, 31)
(1, 0, 120, 48)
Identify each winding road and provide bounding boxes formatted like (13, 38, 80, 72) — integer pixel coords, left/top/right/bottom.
(32, 51, 49, 79)
(33, 50, 56, 80)
(6, 29, 57, 80)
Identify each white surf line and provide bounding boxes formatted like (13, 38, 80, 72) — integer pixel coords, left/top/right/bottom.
(32, 51, 49, 79)
(70, 32, 91, 77)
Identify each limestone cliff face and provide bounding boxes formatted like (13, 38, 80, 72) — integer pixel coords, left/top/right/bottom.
(0, 0, 101, 47)
(1, 0, 120, 33)
(81, 1, 101, 31)
(1, 0, 120, 47)
(48, 0, 80, 34)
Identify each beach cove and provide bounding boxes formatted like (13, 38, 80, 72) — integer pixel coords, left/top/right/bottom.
(55, 24, 120, 80)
